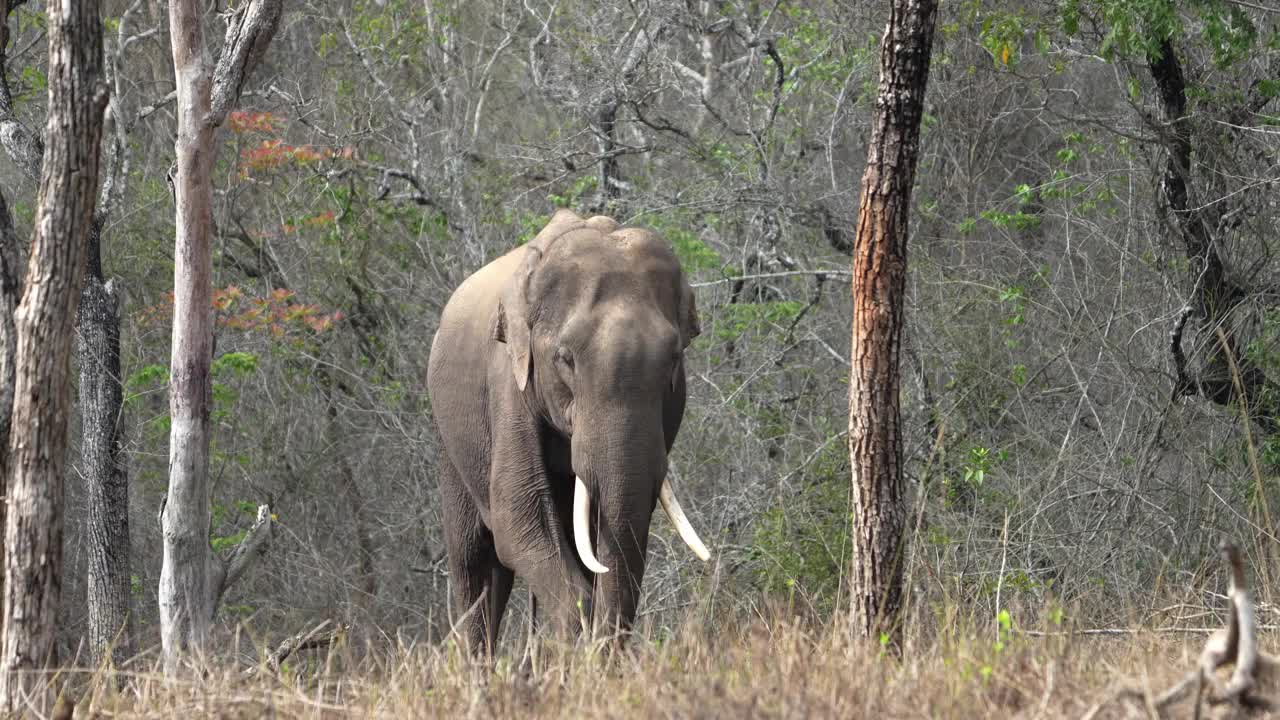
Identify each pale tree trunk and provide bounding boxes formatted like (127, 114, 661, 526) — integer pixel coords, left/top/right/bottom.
(161, 0, 282, 674)
(0, 0, 108, 711)
(848, 0, 937, 642)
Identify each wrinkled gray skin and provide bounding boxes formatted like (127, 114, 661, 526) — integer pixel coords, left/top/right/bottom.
(427, 209, 700, 655)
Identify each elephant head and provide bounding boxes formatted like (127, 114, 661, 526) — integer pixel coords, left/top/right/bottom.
(490, 208, 710, 631)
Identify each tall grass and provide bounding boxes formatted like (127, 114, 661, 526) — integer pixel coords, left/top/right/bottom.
(29, 593, 1253, 719)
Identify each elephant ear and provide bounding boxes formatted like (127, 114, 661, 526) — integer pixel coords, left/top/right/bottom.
(491, 208, 586, 391)
(492, 297, 531, 391)
(670, 282, 701, 391)
(678, 281, 701, 349)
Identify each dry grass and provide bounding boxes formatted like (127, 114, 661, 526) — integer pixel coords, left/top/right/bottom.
(24, 605, 1262, 720)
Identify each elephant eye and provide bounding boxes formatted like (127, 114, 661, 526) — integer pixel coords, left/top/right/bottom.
(555, 346, 575, 370)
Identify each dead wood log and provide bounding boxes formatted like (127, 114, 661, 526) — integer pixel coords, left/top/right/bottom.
(1085, 540, 1279, 719)
(242, 619, 349, 678)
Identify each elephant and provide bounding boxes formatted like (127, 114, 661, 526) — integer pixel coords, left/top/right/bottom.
(426, 208, 710, 656)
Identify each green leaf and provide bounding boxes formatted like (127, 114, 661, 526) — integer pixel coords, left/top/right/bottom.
(212, 351, 258, 377)
(126, 363, 169, 389)
(1062, 0, 1079, 36)
(1010, 364, 1028, 386)
(1034, 28, 1049, 55)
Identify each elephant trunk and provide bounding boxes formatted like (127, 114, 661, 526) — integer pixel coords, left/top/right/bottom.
(570, 423, 663, 633)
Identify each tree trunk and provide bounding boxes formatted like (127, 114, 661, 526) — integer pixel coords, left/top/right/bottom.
(0, 190, 19, 565)
(847, 0, 937, 641)
(78, 218, 132, 669)
(0, 0, 35, 622)
(6, 0, 134, 672)
(160, 0, 283, 674)
(0, 0, 107, 710)
(1150, 38, 1280, 431)
(160, 0, 219, 672)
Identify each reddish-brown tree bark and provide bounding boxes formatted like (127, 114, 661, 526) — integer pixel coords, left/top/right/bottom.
(848, 0, 938, 641)
(0, 0, 108, 710)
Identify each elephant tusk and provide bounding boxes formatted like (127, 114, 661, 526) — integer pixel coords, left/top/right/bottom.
(660, 477, 711, 562)
(573, 475, 609, 574)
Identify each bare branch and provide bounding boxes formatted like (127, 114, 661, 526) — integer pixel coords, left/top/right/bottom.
(207, 0, 284, 129)
(341, 23, 399, 117)
(135, 89, 177, 123)
(207, 504, 274, 614)
(1170, 301, 1195, 397)
(691, 269, 851, 288)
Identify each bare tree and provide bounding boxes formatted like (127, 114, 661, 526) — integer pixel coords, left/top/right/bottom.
(0, 0, 35, 611)
(848, 0, 938, 641)
(79, 0, 179, 670)
(1156, 32, 1280, 430)
(0, 0, 160, 671)
(0, 0, 108, 710)
(160, 0, 283, 673)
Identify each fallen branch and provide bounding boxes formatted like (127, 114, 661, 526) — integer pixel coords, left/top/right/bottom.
(243, 618, 349, 677)
(1087, 540, 1279, 719)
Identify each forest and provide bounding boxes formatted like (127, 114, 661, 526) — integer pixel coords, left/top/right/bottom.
(0, 0, 1277, 716)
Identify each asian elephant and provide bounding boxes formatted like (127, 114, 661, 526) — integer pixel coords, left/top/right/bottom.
(426, 208, 710, 655)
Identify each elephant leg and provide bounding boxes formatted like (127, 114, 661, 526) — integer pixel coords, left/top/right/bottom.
(440, 462, 498, 657)
(488, 382, 593, 640)
(486, 564, 515, 654)
(491, 493, 592, 639)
